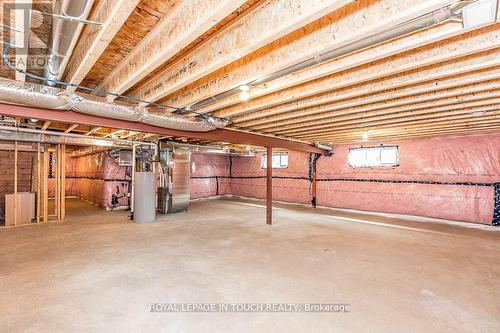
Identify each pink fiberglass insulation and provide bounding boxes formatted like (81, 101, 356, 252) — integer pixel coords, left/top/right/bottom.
(64, 152, 130, 208)
(190, 153, 230, 199)
(226, 133, 499, 225)
(230, 150, 311, 204)
(315, 133, 499, 224)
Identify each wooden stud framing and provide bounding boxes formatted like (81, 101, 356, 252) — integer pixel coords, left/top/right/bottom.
(36, 142, 40, 223)
(98, 0, 247, 96)
(131, 0, 353, 102)
(43, 150, 48, 223)
(64, 0, 140, 89)
(14, 141, 18, 226)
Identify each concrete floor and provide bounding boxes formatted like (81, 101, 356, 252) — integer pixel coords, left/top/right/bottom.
(1, 198, 499, 333)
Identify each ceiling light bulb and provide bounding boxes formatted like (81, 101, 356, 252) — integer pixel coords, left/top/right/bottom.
(362, 132, 369, 140)
(240, 90, 250, 101)
(239, 84, 250, 91)
(462, 0, 498, 29)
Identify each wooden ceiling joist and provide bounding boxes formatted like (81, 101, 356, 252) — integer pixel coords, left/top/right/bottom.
(63, 0, 140, 89)
(202, 20, 466, 116)
(321, 126, 500, 144)
(97, 0, 248, 97)
(130, 0, 353, 102)
(160, 0, 455, 108)
(307, 118, 500, 142)
(215, 24, 500, 119)
(237, 69, 500, 127)
(291, 104, 500, 138)
(255, 83, 500, 132)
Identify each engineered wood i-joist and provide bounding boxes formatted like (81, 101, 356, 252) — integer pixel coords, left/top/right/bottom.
(308, 118, 500, 142)
(259, 83, 500, 132)
(238, 70, 500, 127)
(293, 105, 500, 137)
(129, 0, 353, 103)
(156, 0, 456, 108)
(216, 23, 500, 119)
(97, 0, 247, 96)
(202, 20, 465, 115)
(324, 126, 500, 144)
(229, 50, 500, 131)
(64, 0, 140, 89)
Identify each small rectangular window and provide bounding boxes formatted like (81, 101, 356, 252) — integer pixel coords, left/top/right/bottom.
(261, 152, 288, 169)
(348, 146, 399, 168)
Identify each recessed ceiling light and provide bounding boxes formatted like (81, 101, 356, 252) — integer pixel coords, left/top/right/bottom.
(362, 132, 369, 140)
(462, 0, 498, 29)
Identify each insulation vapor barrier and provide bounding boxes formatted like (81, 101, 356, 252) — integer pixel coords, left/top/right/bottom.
(0, 78, 227, 131)
(191, 133, 499, 225)
(52, 151, 130, 208)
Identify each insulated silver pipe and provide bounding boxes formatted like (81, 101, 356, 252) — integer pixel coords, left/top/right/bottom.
(44, 0, 94, 85)
(0, 78, 225, 131)
(0, 124, 156, 147)
(188, 3, 467, 111)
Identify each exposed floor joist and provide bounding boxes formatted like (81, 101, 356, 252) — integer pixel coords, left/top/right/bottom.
(155, 0, 456, 108)
(63, 0, 140, 89)
(97, 0, 248, 97)
(129, 0, 353, 103)
(216, 23, 500, 120)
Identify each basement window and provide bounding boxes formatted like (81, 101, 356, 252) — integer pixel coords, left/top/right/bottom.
(348, 146, 399, 168)
(261, 152, 288, 169)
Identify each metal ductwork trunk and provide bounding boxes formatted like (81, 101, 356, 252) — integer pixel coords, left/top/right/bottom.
(44, 0, 94, 85)
(0, 78, 226, 131)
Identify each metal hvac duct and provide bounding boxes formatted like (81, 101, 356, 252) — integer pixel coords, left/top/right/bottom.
(44, 0, 94, 85)
(0, 78, 224, 131)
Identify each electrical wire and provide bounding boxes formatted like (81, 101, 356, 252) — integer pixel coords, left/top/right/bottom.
(1, 42, 230, 124)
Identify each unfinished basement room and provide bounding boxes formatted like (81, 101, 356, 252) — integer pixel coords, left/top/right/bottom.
(0, 0, 499, 332)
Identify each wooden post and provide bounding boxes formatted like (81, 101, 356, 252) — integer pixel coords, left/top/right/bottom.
(55, 145, 60, 221)
(14, 141, 18, 226)
(266, 147, 272, 225)
(36, 142, 41, 223)
(43, 150, 48, 223)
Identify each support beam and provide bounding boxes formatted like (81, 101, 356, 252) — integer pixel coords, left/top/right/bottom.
(130, 0, 353, 102)
(64, 124, 79, 133)
(0, 103, 325, 154)
(159, 0, 457, 108)
(63, 0, 140, 88)
(266, 147, 272, 226)
(98, 0, 247, 96)
(214, 23, 500, 119)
